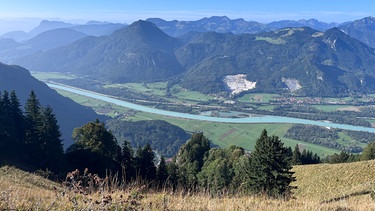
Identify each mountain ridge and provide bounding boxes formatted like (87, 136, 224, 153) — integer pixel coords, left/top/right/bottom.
(16, 22, 375, 97)
(8, 16, 375, 97)
(17, 20, 185, 83)
(0, 62, 99, 147)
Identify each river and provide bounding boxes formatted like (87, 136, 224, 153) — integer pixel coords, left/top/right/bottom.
(47, 83, 375, 133)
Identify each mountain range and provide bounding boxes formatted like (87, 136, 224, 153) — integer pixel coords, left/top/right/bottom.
(0, 20, 127, 42)
(2, 16, 375, 97)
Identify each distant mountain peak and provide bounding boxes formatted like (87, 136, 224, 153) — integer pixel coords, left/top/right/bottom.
(357, 16, 375, 25)
(129, 19, 159, 29)
(202, 16, 230, 21)
(28, 20, 74, 37)
(363, 16, 375, 21)
(338, 16, 375, 48)
(323, 27, 351, 43)
(119, 20, 172, 42)
(85, 21, 111, 25)
(35, 20, 74, 31)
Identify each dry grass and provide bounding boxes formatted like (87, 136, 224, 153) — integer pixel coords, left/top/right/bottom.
(293, 160, 375, 200)
(1, 160, 375, 210)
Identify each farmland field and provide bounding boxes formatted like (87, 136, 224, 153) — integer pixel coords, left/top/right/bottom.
(54, 88, 338, 156)
(32, 72, 374, 156)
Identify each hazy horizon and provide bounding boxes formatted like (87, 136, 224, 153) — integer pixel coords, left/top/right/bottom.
(0, 0, 374, 35)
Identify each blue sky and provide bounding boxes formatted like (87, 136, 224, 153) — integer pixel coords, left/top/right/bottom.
(0, 0, 374, 33)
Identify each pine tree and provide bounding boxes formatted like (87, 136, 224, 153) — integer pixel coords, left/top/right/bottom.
(248, 129, 296, 198)
(0, 91, 7, 158)
(291, 144, 302, 165)
(166, 160, 179, 190)
(39, 106, 65, 172)
(134, 143, 156, 181)
(156, 156, 168, 188)
(24, 90, 44, 167)
(0, 91, 15, 146)
(0, 91, 26, 164)
(327, 151, 350, 163)
(23, 91, 66, 172)
(9, 91, 25, 144)
(300, 149, 321, 164)
(121, 140, 135, 182)
(25, 91, 42, 123)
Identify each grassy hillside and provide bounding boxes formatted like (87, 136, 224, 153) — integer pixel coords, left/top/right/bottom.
(293, 160, 375, 201)
(2, 160, 375, 210)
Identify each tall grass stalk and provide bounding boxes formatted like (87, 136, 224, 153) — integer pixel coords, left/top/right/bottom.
(1, 162, 375, 210)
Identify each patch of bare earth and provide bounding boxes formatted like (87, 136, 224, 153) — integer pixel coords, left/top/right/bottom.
(338, 106, 361, 112)
(220, 128, 237, 140)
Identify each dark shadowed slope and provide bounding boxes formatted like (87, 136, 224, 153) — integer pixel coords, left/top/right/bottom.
(0, 63, 99, 147)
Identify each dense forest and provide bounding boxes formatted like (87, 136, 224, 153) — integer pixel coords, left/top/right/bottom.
(285, 124, 375, 153)
(0, 90, 65, 172)
(106, 119, 190, 158)
(2, 90, 375, 198)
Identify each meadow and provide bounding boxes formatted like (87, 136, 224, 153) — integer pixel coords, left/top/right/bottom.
(1, 160, 375, 210)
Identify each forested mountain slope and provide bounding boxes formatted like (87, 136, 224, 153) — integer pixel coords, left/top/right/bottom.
(15, 21, 375, 97)
(0, 63, 99, 146)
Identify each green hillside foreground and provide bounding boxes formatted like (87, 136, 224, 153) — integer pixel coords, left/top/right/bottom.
(1, 160, 375, 210)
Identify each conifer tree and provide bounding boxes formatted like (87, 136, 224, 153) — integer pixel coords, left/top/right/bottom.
(121, 140, 135, 182)
(300, 149, 321, 164)
(327, 151, 350, 163)
(0, 91, 7, 158)
(0, 91, 15, 145)
(9, 91, 25, 144)
(248, 129, 296, 198)
(134, 143, 156, 181)
(291, 144, 302, 165)
(23, 91, 65, 172)
(166, 160, 179, 189)
(24, 90, 44, 167)
(156, 156, 168, 187)
(39, 106, 65, 172)
(1, 90, 26, 161)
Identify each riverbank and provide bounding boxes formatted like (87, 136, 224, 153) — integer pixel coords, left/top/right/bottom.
(47, 82, 375, 133)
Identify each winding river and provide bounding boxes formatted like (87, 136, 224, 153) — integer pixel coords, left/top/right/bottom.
(47, 83, 375, 133)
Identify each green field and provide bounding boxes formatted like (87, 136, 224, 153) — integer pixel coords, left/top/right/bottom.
(104, 82, 168, 96)
(32, 71, 362, 156)
(312, 104, 356, 112)
(255, 36, 286, 44)
(31, 71, 77, 80)
(54, 89, 338, 156)
(103, 82, 214, 104)
(238, 93, 278, 103)
(170, 85, 214, 102)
